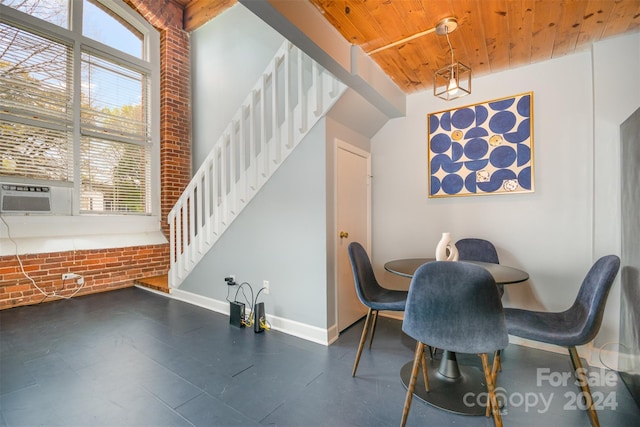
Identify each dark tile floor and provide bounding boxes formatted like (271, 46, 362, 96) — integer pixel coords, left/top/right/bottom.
(1, 287, 638, 426)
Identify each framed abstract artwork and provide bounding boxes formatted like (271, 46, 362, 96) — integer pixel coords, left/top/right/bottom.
(427, 92, 534, 198)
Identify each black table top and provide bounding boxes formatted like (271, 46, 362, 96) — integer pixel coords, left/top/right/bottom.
(384, 258, 529, 285)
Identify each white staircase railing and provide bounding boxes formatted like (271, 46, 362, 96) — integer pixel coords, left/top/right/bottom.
(168, 41, 346, 288)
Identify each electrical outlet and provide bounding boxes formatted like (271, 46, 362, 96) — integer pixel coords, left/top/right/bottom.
(263, 280, 270, 295)
(62, 273, 79, 281)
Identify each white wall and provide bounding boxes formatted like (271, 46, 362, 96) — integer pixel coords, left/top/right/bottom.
(620, 106, 640, 376)
(592, 33, 640, 363)
(187, 5, 638, 351)
(372, 51, 594, 305)
(324, 114, 373, 331)
(190, 4, 284, 170)
(371, 33, 640, 365)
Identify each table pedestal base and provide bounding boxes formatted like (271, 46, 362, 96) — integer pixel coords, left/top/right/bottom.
(400, 351, 488, 416)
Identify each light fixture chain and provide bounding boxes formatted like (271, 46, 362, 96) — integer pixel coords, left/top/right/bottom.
(445, 28, 455, 66)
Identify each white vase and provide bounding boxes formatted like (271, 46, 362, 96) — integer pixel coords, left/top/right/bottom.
(435, 232, 459, 261)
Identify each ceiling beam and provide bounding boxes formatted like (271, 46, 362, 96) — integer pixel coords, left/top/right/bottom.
(240, 0, 406, 118)
(184, 0, 236, 32)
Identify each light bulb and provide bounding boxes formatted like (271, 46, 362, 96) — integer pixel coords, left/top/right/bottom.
(447, 77, 459, 95)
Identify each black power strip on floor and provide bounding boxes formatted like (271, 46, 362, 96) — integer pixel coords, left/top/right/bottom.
(254, 302, 265, 333)
(229, 301, 245, 328)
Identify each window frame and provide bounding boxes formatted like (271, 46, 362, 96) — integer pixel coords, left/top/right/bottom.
(0, 0, 162, 253)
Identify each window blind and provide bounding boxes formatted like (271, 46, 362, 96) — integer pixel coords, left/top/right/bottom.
(0, 23, 73, 182)
(80, 136, 150, 213)
(79, 52, 150, 213)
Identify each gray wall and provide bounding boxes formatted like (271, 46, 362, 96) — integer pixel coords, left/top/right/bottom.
(180, 121, 329, 328)
(187, 4, 329, 328)
(191, 4, 284, 171)
(187, 5, 378, 334)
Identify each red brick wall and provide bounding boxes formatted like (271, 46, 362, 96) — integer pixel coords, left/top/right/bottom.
(127, 0, 192, 234)
(0, 245, 169, 309)
(0, 1, 191, 310)
(159, 28, 191, 230)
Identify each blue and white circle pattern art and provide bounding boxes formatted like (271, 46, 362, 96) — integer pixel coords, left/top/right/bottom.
(428, 93, 534, 197)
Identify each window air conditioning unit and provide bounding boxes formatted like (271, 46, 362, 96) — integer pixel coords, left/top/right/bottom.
(0, 184, 52, 213)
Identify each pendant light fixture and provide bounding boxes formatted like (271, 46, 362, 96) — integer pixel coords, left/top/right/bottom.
(433, 18, 471, 101)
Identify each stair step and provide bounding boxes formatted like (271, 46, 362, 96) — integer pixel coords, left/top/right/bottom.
(135, 274, 170, 294)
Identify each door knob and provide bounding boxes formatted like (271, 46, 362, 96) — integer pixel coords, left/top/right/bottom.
(339, 231, 349, 239)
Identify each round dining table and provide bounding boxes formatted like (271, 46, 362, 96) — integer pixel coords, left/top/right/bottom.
(384, 258, 529, 416)
(384, 258, 529, 284)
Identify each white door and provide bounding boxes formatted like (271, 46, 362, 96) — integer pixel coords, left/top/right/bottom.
(336, 141, 370, 332)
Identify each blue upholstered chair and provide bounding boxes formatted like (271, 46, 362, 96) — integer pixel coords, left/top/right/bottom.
(400, 261, 508, 427)
(347, 242, 407, 377)
(504, 255, 620, 427)
(456, 238, 503, 297)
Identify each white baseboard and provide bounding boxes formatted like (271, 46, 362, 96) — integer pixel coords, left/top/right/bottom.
(135, 284, 174, 298)
(327, 324, 340, 345)
(616, 351, 640, 374)
(268, 314, 332, 345)
(379, 311, 404, 321)
(507, 336, 567, 356)
(169, 288, 332, 345)
(137, 286, 622, 369)
(507, 336, 617, 370)
(170, 288, 229, 314)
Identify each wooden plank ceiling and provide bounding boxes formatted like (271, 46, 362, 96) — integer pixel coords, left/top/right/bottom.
(177, 0, 640, 94)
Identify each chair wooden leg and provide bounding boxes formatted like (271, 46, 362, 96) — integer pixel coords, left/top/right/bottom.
(480, 353, 503, 427)
(569, 346, 600, 427)
(421, 348, 430, 392)
(486, 350, 501, 417)
(352, 308, 374, 377)
(401, 342, 424, 427)
(368, 310, 379, 349)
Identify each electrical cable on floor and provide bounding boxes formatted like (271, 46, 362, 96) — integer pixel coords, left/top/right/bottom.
(234, 282, 254, 326)
(597, 341, 628, 371)
(1, 214, 86, 302)
(243, 312, 254, 328)
(259, 317, 271, 331)
(227, 281, 271, 330)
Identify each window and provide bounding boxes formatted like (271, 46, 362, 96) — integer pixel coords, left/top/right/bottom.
(83, 0, 142, 58)
(2, 0, 69, 28)
(0, 0, 158, 215)
(0, 24, 73, 182)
